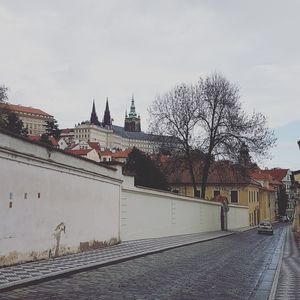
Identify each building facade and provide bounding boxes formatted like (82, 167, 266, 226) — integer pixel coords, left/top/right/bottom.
(73, 98, 156, 153)
(3, 103, 53, 136)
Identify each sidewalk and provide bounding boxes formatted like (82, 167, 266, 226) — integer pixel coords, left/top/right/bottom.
(0, 228, 251, 292)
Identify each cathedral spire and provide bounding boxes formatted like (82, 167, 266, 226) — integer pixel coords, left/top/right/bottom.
(90, 100, 100, 126)
(103, 97, 112, 127)
(124, 95, 141, 132)
(129, 94, 137, 117)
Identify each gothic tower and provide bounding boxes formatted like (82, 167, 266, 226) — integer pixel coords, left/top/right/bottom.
(102, 98, 112, 128)
(90, 100, 101, 126)
(124, 95, 141, 132)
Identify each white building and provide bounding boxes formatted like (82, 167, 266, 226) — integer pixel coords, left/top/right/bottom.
(74, 98, 157, 153)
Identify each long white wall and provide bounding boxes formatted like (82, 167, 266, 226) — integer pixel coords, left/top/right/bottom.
(0, 131, 249, 266)
(227, 204, 249, 229)
(121, 177, 219, 241)
(0, 132, 121, 266)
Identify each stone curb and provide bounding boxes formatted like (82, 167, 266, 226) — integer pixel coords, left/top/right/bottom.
(251, 227, 286, 300)
(0, 231, 234, 292)
(268, 227, 286, 300)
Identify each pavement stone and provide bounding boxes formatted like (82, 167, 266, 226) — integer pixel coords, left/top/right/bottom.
(0, 230, 233, 291)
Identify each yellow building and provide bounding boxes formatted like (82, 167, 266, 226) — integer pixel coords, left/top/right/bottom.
(2, 103, 53, 136)
(167, 160, 261, 226)
(250, 169, 281, 223)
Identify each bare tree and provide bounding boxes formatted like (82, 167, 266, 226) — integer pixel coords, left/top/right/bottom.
(196, 73, 276, 197)
(148, 74, 276, 199)
(148, 83, 200, 195)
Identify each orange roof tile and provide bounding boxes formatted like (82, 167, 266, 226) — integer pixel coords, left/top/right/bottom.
(66, 149, 94, 156)
(5, 103, 52, 117)
(100, 148, 132, 158)
(267, 168, 289, 182)
(27, 135, 58, 146)
(88, 142, 101, 152)
(165, 159, 260, 187)
(250, 169, 284, 186)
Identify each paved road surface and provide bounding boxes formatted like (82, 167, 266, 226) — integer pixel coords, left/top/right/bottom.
(275, 226, 300, 300)
(0, 224, 287, 300)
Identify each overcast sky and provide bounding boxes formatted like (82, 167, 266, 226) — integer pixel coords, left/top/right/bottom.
(1, 0, 299, 169)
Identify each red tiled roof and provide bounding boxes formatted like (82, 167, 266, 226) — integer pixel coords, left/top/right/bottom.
(60, 128, 74, 134)
(66, 149, 94, 156)
(100, 148, 132, 158)
(267, 168, 289, 182)
(111, 148, 132, 158)
(100, 151, 112, 156)
(250, 169, 274, 181)
(27, 135, 58, 146)
(88, 142, 101, 152)
(5, 104, 52, 117)
(165, 159, 260, 187)
(250, 169, 282, 185)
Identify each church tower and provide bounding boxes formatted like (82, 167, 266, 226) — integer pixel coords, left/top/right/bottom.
(124, 95, 141, 132)
(102, 98, 112, 128)
(90, 100, 101, 126)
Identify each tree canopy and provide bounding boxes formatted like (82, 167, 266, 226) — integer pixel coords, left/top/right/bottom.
(278, 185, 288, 216)
(123, 147, 169, 191)
(0, 85, 28, 136)
(148, 73, 276, 198)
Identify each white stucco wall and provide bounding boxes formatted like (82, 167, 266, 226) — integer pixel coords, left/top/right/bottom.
(0, 132, 121, 266)
(121, 177, 222, 241)
(0, 131, 250, 266)
(227, 204, 249, 229)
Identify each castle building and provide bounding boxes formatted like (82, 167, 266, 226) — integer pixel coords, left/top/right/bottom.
(73, 97, 157, 153)
(2, 103, 53, 136)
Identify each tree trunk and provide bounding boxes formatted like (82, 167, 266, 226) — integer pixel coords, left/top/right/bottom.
(186, 149, 198, 197)
(201, 155, 212, 199)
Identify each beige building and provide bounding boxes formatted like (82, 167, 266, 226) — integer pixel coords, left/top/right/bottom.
(4, 103, 53, 136)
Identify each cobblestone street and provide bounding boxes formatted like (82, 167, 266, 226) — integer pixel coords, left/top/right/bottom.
(0, 224, 287, 300)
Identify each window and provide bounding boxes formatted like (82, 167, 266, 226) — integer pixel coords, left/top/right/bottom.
(9, 201, 12, 208)
(9, 192, 13, 200)
(231, 191, 238, 203)
(38, 193, 41, 199)
(24, 193, 27, 199)
(213, 190, 220, 197)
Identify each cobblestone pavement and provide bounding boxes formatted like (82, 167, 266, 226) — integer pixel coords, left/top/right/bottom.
(275, 226, 300, 300)
(0, 224, 287, 300)
(0, 231, 233, 291)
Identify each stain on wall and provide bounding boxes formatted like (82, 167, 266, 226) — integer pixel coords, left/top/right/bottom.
(53, 222, 66, 257)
